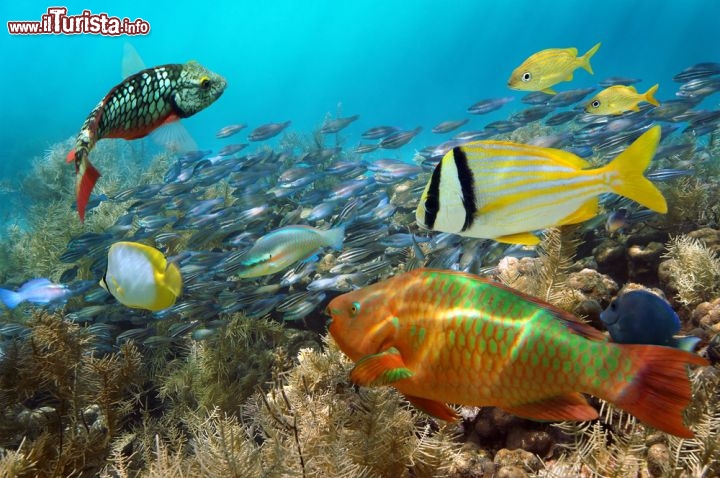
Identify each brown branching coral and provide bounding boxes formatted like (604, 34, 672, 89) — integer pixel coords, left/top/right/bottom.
(0, 312, 145, 477)
(660, 234, 720, 308)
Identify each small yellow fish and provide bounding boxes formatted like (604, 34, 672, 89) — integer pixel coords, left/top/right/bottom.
(416, 126, 667, 245)
(100, 241, 182, 311)
(585, 84, 660, 115)
(508, 42, 601, 94)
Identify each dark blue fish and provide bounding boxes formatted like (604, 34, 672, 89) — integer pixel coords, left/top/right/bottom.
(601, 290, 700, 351)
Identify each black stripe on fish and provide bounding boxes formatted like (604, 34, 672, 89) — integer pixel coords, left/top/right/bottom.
(453, 147, 477, 232)
(424, 161, 442, 229)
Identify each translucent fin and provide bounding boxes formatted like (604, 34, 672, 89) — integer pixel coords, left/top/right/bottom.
(601, 126, 667, 213)
(150, 119, 198, 153)
(502, 393, 598, 421)
(580, 42, 601, 74)
(122, 42, 146, 79)
(404, 395, 458, 421)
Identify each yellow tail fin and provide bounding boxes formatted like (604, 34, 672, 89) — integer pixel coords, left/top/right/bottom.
(580, 42, 601, 74)
(645, 83, 660, 106)
(164, 262, 183, 297)
(602, 126, 667, 213)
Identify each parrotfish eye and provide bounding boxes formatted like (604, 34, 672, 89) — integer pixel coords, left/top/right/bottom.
(350, 301, 361, 317)
(200, 76, 211, 89)
(521, 72, 532, 82)
(591, 100, 601, 108)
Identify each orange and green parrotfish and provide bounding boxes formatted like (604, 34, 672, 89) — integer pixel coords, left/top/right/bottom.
(327, 268, 708, 438)
(415, 125, 667, 245)
(67, 61, 226, 221)
(585, 84, 660, 115)
(508, 42, 601, 94)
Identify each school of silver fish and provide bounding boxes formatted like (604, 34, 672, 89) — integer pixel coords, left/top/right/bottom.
(0, 58, 718, 364)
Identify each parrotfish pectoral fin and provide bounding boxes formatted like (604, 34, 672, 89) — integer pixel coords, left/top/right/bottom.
(76, 157, 101, 222)
(502, 392, 598, 422)
(404, 395, 459, 422)
(602, 125, 667, 214)
(150, 117, 198, 153)
(612, 344, 708, 438)
(350, 347, 413, 386)
(66, 149, 76, 164)
(494, 232, 541, 245)
(581, 42, 601, 74)
(558, 197, 599, 226)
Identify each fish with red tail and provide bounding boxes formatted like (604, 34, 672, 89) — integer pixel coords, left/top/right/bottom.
(327, 268, 708, 438)
(67, 61, 226, 221)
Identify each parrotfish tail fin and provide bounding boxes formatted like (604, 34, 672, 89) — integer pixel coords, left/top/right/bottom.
(164, 262, 183, 298)
(645, 84, 660, 106)
(325, 224, 346, 250)
(612, 344, 707, 438)
(603, 125, 668, 214)
(580, 42, 601, 74)
(0, 288, 23, 309)
(76, 155, 101, 222)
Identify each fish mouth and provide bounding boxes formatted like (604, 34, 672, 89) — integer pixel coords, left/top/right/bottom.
(599, 310, 619, 326)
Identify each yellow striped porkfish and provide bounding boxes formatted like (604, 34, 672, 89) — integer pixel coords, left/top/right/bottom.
(415, 126, 667, 245)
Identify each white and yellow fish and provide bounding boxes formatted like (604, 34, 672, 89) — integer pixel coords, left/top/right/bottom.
(100, 241, 182, 311)
(508, 42, 601, 94)
(585, 84, 660, 115)
(415, 126, 667, 245)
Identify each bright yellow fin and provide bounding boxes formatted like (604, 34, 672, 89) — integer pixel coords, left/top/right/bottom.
(541, 87, 557, 95)
(163, 262, 183, 298)
(558, 197, 599, 226)
(494, 232, 541, 245)
(601, 126, 667, 213)
(645, 84, 660, 106)
(580, 42, 601, 74)
(631, 104, 641, 112)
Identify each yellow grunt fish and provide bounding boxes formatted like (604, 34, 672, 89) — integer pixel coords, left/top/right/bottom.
(585, 84, 660, 115)
(508, 43, 601, 94)
(416, 126, 667, 245)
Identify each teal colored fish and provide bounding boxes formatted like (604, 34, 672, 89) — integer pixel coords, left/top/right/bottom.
(236, 225, 345, 278)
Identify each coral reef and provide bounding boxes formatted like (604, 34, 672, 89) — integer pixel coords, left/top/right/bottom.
(659, 234, 720, 308)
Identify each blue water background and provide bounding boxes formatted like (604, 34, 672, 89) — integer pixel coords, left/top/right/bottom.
(1, 0, 718, 182)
